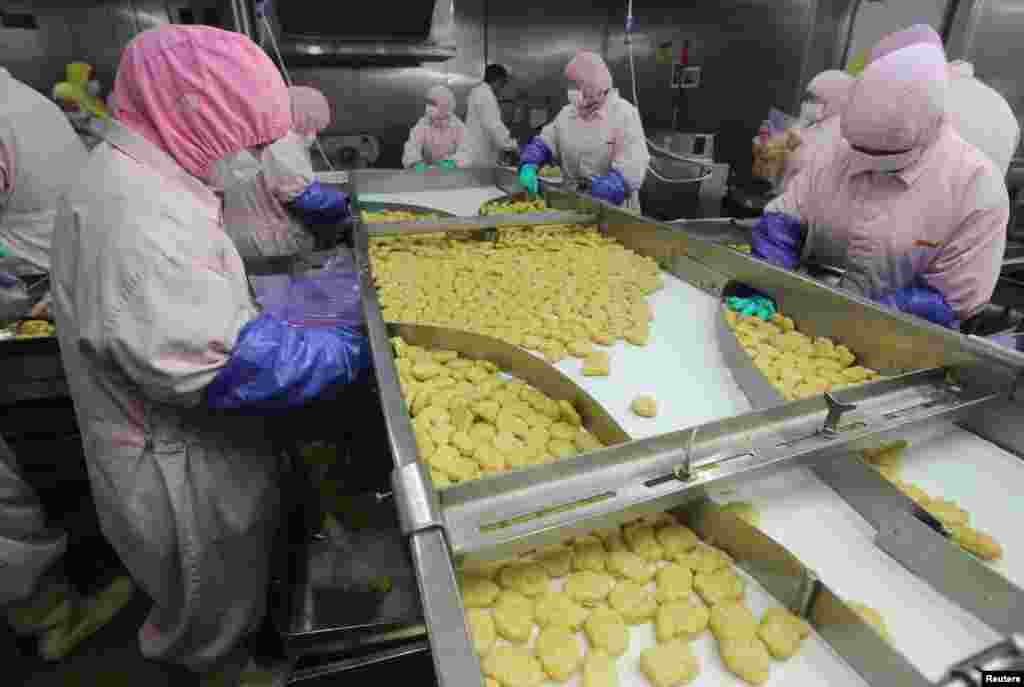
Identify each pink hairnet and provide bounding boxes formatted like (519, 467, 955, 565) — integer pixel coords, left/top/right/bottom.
(112, 25, 290, 182)
(807, 70, 854, 119)
(426, 85, 456, 119)
(868, 24, 943, 65)
(566, 51, 613, 97)
(842, 43, 949, 153)
(289, 86, 330, 137)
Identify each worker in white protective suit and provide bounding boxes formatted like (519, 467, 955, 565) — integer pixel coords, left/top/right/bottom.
(0, 67, 89, 321)
(209, 85, 348, 259)
(460, 64, 518, 166)
(50, 25, 369, 685)
(1, 434, 136, 660)
(867, 24, 1020, 177)
(519, 51, 650, 210)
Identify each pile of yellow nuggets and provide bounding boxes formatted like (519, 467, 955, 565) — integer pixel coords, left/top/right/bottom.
(725, 309, 881, 400)
(370, 227, 661, 376)
(860, 441, 1003, 562)
(390, 337, 607, 489)
(480, 198, 548, 216)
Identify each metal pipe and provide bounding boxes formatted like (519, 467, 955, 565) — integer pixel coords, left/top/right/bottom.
(835, 0, 864, 68)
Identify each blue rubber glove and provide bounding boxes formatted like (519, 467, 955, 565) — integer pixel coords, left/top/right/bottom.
(589, 169, 629, 206)
(206, 314, 370, 410)
(727, 295, 777, 320)
(290, 182, 351, 226)
(414, 162, 429, 173)
(750, 213, 806, 271)
(520, 137, 553, 168)
(876, 282, 959, 329)
(519, 164, 539, 195)
(437, 159, 457, 170)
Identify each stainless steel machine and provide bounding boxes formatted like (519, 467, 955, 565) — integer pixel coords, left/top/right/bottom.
(348, 167, 1024, 687)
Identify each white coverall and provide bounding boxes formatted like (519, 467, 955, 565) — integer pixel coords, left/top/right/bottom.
(51, 120, 279, 670)
(0, 68, 87, 276)
(213, 130, 318, 259)
(538, 90, 650, 211)
(461, 82, 516, 167)
(946, 61, 1020, 177)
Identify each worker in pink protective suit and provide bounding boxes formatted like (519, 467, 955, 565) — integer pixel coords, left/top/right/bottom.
(867, 24, 1019, 177)
(751, 41, 1008, 329)
(210, 85, 338, 258)
(50, 25, 369, 685)
(782, 70, 854, 191)
(520, 51, 650, 210)
(1, 67, 89, 321)
(402, 85, 466, 170)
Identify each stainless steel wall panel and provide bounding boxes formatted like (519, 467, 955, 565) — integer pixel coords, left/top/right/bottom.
(0, 6, 75, 90)
(604, 0, 818, 183)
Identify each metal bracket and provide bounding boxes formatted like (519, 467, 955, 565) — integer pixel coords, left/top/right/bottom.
(673, 427, 699, 482)
(391, 461, 444, 536)
(822, 392, 857, 437)
(939, 635, 1024, 686)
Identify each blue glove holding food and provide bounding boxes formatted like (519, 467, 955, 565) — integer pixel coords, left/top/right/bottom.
(589, 169, 629, 206)
(206, 314, 370, 410)
(519, 137, 553, 195)
(876, 281, 958, 329)
(727, 295, 777, 320)
(751, 213, 806, 271)
(290, 181, 351, 226)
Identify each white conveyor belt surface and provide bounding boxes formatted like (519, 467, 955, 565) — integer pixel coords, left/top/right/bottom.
(359, 188, 508, 217)
(366, 189, 1020, 686)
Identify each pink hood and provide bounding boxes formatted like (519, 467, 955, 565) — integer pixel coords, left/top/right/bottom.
(807, 70, 854, 120)
(842, 43, 948, 154)
(426, 85, 456, 123)
(868, 24, 943, 65)
(566, 51, 613, 120)
(111, 25, 290, 182)
(289, 86, 330, 137)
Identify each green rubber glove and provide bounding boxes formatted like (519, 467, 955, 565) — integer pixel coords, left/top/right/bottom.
(414, 162, 429, 173)
(727, 295, 777, 321)
(437, 159, 457, 170)
(519, 164, 539, 195)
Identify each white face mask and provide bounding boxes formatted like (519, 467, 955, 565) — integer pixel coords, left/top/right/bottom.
(426, 104, 440, 120)
(800, 101, 824, 124)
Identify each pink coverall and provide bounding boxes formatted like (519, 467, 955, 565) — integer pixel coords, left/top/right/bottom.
(768, 43, 1008, 320)
(402, 85, 466, 168)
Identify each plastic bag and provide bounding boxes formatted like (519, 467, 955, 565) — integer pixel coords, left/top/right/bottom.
(250, 252, 363, 330)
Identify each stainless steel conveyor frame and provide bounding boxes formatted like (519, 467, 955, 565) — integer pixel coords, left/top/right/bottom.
(350, 168, 1024, 687)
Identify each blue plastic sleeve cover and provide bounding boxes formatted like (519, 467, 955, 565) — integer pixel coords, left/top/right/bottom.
(290, 181, 351, 226)
(520, 137, 553, 168)
(206, 314, 371, 410)
(750, 212, 806, 271)
(589, 169, 629, 206)
(876, 282, 959, 329)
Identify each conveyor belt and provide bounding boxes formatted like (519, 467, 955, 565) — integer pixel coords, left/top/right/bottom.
(360, 187, 1024, 687)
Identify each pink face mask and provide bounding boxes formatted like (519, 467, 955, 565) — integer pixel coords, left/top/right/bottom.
(848, 146, 923, 176)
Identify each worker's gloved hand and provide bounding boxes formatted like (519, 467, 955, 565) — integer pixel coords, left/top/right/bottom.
(519, 164, 540, 195)
(875, 282, 959, 329)
(290, 182, 351, 226)
(413, 162, 429, 173)
(206, 314, 371, 411)
(520, 137, 553, 168)
(588, 169, 629, 206)
(437, 159, 458, 170)
(750, 212, 806, 271)
(727, 295, 777, 321)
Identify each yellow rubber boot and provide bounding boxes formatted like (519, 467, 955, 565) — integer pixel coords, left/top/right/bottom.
(38, 576, 136, 660)
(5, 579, 74, 636)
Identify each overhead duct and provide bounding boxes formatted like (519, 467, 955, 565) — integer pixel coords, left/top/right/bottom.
(253, 0, 456, 65)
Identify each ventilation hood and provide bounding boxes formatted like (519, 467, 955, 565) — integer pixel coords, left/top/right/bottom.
(263, 0, 456, 65)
